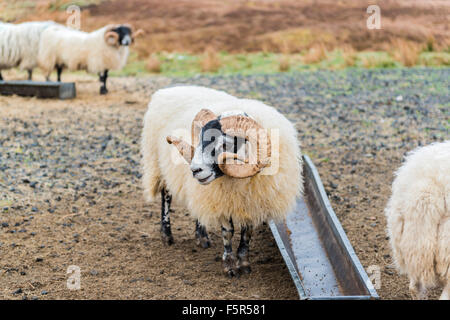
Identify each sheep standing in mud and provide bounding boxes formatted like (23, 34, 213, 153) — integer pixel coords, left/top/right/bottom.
(385, 141, 450, 300)
(141, 86, 303, 276)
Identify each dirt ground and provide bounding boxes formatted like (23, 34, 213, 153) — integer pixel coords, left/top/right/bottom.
(9, 0, 450, 54)
(0, 69, 448, 299)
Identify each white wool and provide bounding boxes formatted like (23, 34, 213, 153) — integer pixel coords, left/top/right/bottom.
(38, 25, 129, 76)
(0, 21, 54, 72)
(141, 86, 303, 228)
(385, 140, 450, 299)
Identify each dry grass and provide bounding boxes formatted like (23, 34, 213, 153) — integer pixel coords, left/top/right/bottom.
(302, 43, 328, 64)
(425, 35, 436, 52)
(419, 52, 450, 67)
(146, 55, 161, 73)
(278, 55, 291, 72)
(254, 28, 335, 54)
(361, 56, 375, 68)
(342, 45, 357, 67)
(200, 47, 222, 73)
(5, 0, 449, 54)
(361, 53, 395, 69)
(391, 39, 423, 67)
(362, 55, 377, 69)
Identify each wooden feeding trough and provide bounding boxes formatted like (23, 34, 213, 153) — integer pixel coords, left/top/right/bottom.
(270, 155, 379, 300)
(0, 80, 76, 99)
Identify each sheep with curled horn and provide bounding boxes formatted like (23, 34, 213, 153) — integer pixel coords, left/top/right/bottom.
(141, 86, 303, 277)
(38, 23, 144, 94)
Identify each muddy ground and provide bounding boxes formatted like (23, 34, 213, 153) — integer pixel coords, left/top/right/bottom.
(0, 69, 448, 299)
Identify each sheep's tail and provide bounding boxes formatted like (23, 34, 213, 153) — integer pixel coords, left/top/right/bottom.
(141, 104, 161, 202)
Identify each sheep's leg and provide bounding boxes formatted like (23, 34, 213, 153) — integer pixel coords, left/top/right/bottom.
(160, 188, 174, 245)
(237, 225, 253, 274)
(99, 70, 109, 95)
(409, 279, 427, 300)
(221, 217, 238, 277)
(56, 65, 63, 82)
(440, 282, 449, 300)
(0, 72, 3, 81)
(195, 220, 211, 249)
(27, 70, 32, 81)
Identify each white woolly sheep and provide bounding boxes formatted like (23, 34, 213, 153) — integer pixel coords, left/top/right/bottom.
(385, 140, 450, 300)
(0, 21, 55, 81)
(141, 86, 303, 276)
(38, 24, 143, 94)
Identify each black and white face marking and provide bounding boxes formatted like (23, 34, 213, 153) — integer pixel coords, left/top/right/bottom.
(190, 111, 248, 185)
(112, 26, 132, 46)
(190, 119, 223, 185)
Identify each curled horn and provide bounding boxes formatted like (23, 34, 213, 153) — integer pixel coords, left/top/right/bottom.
(191, 109, 217, 147)
(166, 109, 216, 164)
(218, 115, 271, 178)
(104, 24, 119, 46)
(134, 29, 145, 38)
(122, 24, 145, 40)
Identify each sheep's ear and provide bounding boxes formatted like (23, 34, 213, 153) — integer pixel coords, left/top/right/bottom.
(166, 136, 194, 164)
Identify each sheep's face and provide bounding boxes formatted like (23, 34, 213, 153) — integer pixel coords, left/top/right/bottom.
(105, 25, 132, 46)
(190, 119, 247, 185)
(114, 26, 133, 46)
(105, 24, 144, 47)
(167, 109, 271, 185)
(190, 119, 225, 184)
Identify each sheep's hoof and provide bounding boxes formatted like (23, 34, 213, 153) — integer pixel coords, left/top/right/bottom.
(196, 236, 211, 249)
(409, 280, 427, 300)
(223, 254, 239, 278)
(100, 87, 108, 95)
(238, 262, 251, 275)
(161, 232, 174, 246)
(239, 265, 251, 275)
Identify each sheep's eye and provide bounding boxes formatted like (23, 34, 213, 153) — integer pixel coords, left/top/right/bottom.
(222, 139, 234, 152)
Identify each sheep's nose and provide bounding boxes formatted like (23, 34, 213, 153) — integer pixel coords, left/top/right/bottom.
(191, 167, 203, 175)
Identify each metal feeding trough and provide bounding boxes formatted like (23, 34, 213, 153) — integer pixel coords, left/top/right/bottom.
(270, 155, 379, 300)
(0, 80, 76, 99)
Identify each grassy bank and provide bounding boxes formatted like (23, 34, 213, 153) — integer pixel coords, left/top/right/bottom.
(113, 49, 450, 78)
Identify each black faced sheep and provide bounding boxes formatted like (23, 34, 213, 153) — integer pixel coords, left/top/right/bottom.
(141, 86, 303, 276)
(38, 24, 143, 94)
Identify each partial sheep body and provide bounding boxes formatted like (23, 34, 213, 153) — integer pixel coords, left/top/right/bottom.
(38, 25, 129, 76)
(0, 21, 54, 79)
(142, 86, 303, 229)
(385, 140, 450, 299)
